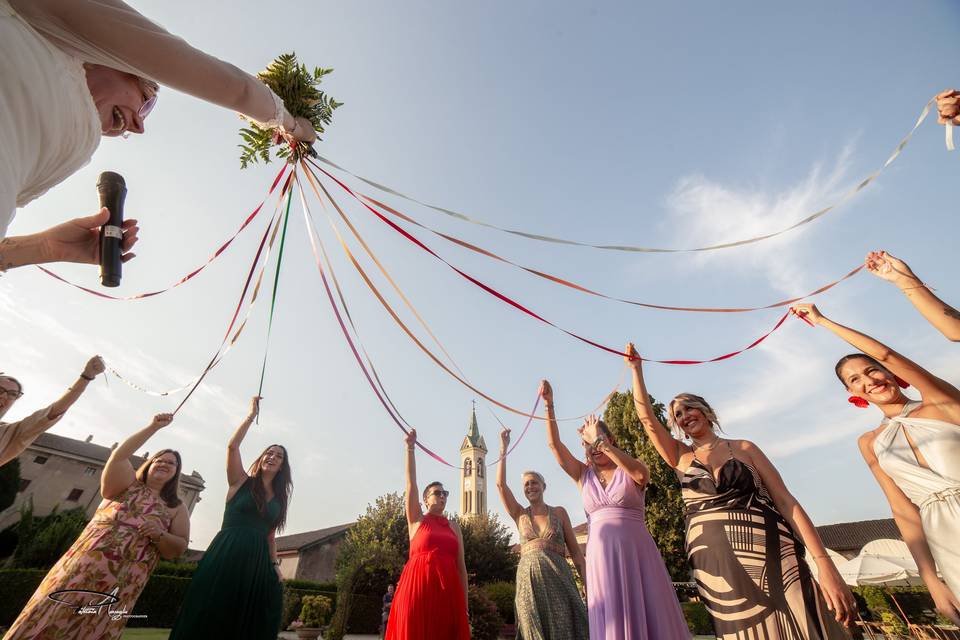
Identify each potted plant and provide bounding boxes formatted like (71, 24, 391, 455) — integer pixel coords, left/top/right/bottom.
(295, 594, 333, 640)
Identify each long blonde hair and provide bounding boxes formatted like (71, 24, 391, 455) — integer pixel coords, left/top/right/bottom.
(667, 393, 721, 437)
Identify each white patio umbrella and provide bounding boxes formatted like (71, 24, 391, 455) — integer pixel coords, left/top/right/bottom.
(835, 553, 924, 587)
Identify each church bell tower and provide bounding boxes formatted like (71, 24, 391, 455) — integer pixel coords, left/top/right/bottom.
(459, 404, 487, 519)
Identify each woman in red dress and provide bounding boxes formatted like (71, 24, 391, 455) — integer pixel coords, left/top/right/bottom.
(386, 429, 470, 640)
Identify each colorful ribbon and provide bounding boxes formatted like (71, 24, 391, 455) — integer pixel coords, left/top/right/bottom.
(301, 163, 623, 418)
(35, 165, 289, 301)
(357, 192, 864, 313)
(256, 188, 294, 399)
(314, 96, 940, 253)
(306, 161, 796, 365)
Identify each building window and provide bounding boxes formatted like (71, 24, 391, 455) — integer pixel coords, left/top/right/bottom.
(479, 491, 484, 513)
(33, 455, 48, 465)
(18, 479, 30, 492)
(465, 492, 472, 513)
(66, 488, 83, 502)
(463, 459, 472, 477)
(83, 466, 97, 476)
(477, 459, 484, 478)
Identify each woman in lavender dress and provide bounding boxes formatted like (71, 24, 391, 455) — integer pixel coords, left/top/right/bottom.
(540, 380, 690, 640)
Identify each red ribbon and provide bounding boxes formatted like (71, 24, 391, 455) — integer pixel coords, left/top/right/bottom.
(307, 160, 794, 366)
(35, 164, 289, 300)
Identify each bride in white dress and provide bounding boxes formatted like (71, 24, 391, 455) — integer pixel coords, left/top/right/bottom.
(792, 302, 960, 625)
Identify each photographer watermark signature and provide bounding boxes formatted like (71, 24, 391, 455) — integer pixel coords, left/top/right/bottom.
(48, 588, 147, 621)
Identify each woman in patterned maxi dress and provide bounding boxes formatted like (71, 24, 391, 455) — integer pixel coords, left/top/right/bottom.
(794, 302, 960, 625)
(623, 343, 854, 639)
(495, 428, 588, 640)
(6, 413, 190, 640)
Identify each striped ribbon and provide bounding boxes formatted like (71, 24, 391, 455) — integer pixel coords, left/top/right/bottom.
(313, 96, 942, 253)
(256, 188, 294, 399)
(104, 185, 289, 397)
(355, 191, 864, 313)
(300, 162, 624, 419)
(307, 161, 796, 365)
(35, 165, 289, 300)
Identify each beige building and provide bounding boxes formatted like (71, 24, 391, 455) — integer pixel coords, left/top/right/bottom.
(0, 432, 205, 530)
(459, 406, 487, 519)
(274, 522, 355, 582)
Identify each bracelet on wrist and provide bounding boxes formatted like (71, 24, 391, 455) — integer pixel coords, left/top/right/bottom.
(80, 373, 95, 381)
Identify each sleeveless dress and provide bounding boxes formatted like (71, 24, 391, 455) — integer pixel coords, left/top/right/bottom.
(874, 401, 960, 596)
(5, 482, 173, 640)
(581, 465, 690, 639)
(168, 478, 282, 640)
(0, 0, 100, 237)
(680, 443, 849, 639)
(514, 506, 589, 640)
(385, 513, 470, 640)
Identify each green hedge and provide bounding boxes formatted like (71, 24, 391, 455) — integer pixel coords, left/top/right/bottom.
(126, 575, 191, 628)
(681, 601, 714, 635)
(280, 586, 379, 634)
(152, 561, 198, 578)
(0, 569, 44, 625)
(481, 581, 515, 625)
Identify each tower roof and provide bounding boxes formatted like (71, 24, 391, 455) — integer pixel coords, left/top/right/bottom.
(460, 405, 487, 452)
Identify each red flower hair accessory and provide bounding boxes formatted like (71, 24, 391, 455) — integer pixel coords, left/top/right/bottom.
(848, 396, 869, 408)
(895, 376, 910, 389)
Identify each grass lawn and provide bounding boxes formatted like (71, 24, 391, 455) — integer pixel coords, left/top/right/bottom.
(120, 629, 169, 639)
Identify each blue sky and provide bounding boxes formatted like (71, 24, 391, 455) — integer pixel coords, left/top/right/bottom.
(2, 1, 958, 549)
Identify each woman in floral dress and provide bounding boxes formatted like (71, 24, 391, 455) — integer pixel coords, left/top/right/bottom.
(6, 412, 190, 640)
(495, 427, 587, 640)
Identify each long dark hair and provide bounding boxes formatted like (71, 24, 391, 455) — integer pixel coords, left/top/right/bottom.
(834, 353, 886, 386)
(247, 444, 292, 532)
(135, 449, 182, 508)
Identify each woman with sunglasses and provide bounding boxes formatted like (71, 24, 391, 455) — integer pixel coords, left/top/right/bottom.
(540, 380, 690, 639)
(792, 302, 960, 625)
(6, 412, 189, 640)
(385, 428, 470, 640)
(0, 355, 105, 466)
(169, 396, 293, 639)
(0, 0, 317, 270)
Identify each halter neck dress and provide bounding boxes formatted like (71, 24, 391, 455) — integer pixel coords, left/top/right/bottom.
(874, 400, 960, 595)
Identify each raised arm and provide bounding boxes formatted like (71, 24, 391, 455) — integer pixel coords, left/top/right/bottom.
(792, 303, 960, 408)
(226, 396, 259, 495)
(102, 413, 173, 500)
(579, 415, 649, 488)
(556, 505, 586, 584)
(625, 343, 689, 468)
(740, 440, 856, 626)
(404, 429, 424, 534)
(858, 434, 960, 624)
(540, 380, 586, 483)
(865, 251, 960, 342)
(10, 0, 315, 140)
(495, 428, 524, 522)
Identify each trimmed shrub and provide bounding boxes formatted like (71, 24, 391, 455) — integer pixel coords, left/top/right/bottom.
(681, 601, 714, 635)
(284, 578, 337, 592)
(468, 585, 502, 640)
(300, 594, 334, 627)
(346, 593, 381, 634)
(282, 588, 337, 630)
(125, 575, 191, 628)
(0, 568, 45, 625)
(152, 561, 197, 578)
(481, 581, 515, 625)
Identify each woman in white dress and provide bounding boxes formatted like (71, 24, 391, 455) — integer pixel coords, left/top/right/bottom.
(792, 303, 960, 624)
(0, 0, 316, 270)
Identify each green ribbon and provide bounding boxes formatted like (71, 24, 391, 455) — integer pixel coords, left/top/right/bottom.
(256, 185, 294, 404)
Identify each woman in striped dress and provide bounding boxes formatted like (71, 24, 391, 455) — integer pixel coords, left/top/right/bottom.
(624, 343, 854, 639)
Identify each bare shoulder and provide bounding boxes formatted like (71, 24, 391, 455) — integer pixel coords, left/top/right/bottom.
(551, 505, 570, 520)
(448, 518, 462, 533)
(857, 430, 881, 459)
(728, 438, 755, 453)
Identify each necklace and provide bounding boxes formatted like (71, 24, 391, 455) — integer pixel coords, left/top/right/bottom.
(693, 435, 721, 452)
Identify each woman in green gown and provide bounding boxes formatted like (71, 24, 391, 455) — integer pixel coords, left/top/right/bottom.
(169, 396, 293, 639)
(496, 426, 588, 640)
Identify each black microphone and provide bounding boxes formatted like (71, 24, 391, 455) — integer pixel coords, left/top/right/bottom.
(97, 171, 126, 287)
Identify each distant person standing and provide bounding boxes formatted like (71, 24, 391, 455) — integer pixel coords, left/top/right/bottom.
(380, 583, 395, 638)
